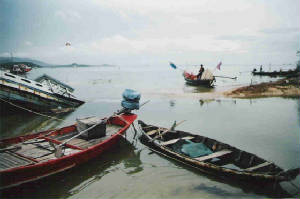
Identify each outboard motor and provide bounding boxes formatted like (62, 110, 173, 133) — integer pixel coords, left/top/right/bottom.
(121, 89, 141, 113)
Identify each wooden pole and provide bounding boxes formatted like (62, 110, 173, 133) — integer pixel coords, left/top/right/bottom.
(152, 120, 186, 140)
(214, 75, 237, 80)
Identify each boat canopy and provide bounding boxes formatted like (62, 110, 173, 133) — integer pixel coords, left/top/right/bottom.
(201, 69, 214, 80)
(35, 74, 74, 92)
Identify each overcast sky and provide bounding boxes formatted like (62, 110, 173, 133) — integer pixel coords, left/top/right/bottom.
(0, 0, 299, 66)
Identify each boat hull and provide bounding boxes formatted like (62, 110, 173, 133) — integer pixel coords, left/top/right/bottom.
(0, 113, 137, 190)
(138, 120, 296, 184)
(252, 70, 299, 77)
(182, 71, 215, 87)
(0, 74, 84, 112)
(184, 78, 215, 87)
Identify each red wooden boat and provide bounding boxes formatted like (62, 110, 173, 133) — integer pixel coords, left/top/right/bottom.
(183, 71, 215, 87)
(0, 113, 137, 190)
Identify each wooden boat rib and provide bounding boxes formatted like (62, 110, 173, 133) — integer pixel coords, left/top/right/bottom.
(138, 120, 300, 183)
(0, 113, 137, 190)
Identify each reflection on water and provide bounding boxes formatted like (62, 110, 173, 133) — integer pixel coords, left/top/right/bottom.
(1, 66, 299, 198)
(169, 100, 176, 107)
(0, 105, 71, 139)
(184, 83, 215, 93)
(123, 149, 143, 175)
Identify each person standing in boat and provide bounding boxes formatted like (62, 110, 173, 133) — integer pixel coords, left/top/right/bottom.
(197, 64, 204, 79)
(260, 65, 263, 72)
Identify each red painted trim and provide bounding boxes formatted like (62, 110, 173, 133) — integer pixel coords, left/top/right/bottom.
(0, 113, 137, 190)
(43, 137, 84, 150)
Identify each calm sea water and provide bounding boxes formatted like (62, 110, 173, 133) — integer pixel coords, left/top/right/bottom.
(0, 65, 299, 198)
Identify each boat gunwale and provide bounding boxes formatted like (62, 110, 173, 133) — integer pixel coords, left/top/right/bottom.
(0, 76, 84, 104)
(138, 120, 288, 182)
(0, 113, 137, 174)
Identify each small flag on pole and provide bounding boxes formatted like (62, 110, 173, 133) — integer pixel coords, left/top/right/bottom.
(216, 61, 222, 70)
(169, 62, 177, 69)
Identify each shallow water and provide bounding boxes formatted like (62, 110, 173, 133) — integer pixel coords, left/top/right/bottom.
(0, 65, 299, 198)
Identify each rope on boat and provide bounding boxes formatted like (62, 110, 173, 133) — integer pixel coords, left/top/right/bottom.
(0, 97, 64, 121)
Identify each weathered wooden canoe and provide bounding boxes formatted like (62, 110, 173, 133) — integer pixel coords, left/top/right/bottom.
(138, 120, 299, 183)
(0, 113, 137, 190)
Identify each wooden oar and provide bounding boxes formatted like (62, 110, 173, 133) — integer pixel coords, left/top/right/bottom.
(214, 75, 237, 80)
(151, 120, 186, 141)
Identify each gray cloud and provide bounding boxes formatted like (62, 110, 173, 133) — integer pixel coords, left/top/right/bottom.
(0, 0, 299, 66)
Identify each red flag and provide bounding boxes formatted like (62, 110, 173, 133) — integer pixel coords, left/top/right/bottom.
(216, 61, 222, 70)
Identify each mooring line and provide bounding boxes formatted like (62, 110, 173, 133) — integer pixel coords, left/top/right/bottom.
(0, 96, 64, 121)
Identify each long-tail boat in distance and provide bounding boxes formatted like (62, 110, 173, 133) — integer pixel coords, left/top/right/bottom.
(0, 71, 84, 113)
(138, 120, 300, 184)
(252, 68, 299, 77)
(183, 70, 215, 87)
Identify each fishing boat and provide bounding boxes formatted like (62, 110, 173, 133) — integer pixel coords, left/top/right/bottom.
(183, 71, 215, 87)
(0, 71, 84, 113)
(252, 68, 299, 77)
(0, 112, 137, 190)
(138, 120, 299, 184)
(10, 64, 32, 75)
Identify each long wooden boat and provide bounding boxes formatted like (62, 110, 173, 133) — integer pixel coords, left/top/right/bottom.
(0, 71, 84, 113)
(183, 71, 215, 87)
(138, 120, 299, 184)
(252, 69, 299, 77)
(0, 113, 137, 190)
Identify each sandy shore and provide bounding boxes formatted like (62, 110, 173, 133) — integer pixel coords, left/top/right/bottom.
(223, 75, 300, 98)
(143, 75, 300, 100)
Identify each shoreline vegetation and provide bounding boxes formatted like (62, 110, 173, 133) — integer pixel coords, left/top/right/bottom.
(0, 57, 114, 68)
(0, 62, 115, 69)
(223, 74, 300, 98)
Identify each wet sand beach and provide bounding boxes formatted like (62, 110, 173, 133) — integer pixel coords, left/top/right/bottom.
(224, 75, 300, 98)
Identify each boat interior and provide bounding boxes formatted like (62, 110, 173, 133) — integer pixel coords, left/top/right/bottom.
(0, 123, 123, 171)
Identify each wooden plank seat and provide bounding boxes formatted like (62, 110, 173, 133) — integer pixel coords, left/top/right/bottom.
(160, 136, 194, 146)
(244, 162, 272, 172)
(194, 150, 232, 162)
(147, 129, 161, 136)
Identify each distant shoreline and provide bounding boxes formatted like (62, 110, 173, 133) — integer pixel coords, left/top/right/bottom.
(48, 64, 115, 68)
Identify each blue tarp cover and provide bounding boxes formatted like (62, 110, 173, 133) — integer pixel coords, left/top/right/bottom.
(121, 100, 139, 110)
(122, 89, 141, 102)
(171, 139, 212, 158)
